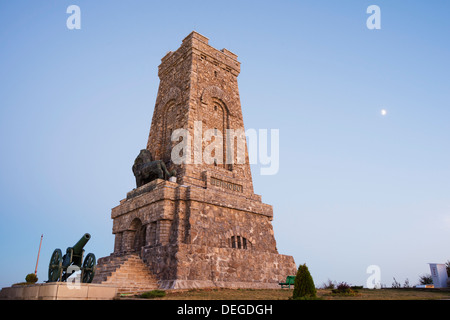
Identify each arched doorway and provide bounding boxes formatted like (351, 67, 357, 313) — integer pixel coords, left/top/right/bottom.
(129, 218, 146, 255)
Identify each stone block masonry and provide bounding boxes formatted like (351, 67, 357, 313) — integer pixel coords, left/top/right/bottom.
(93, 31, 297, 290)
(0, 283, 118, 300)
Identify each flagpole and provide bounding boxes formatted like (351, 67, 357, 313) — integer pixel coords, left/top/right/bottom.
(35, 234, 43, 275)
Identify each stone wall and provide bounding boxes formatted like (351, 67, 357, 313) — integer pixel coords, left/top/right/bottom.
(111, 179, 277, 255)
(142, 243, 296, 289)
(107, 178, 297, 289)
(0, 283, 118, 300)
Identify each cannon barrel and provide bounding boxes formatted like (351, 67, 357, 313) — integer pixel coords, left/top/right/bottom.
(71, 233, 91, 256)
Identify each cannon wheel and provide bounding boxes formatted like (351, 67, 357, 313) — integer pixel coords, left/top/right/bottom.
(48, 249, 63, 282)
(81, 253, 96, 283)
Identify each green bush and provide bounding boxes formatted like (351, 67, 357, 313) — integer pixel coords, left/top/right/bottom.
(25, 273, 38, 284)
(391, 277, 401, 288)
(139, 290, 166, 299)
(320, 279, 336, 289)
(331, 282, 358, 296)
(293, 264, 316, 300)
(419, 274, 433, 285)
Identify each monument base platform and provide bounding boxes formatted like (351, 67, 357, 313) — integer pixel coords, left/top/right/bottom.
(0, 283, 118, 300)
(143, 243, 297, 290)
(158, 280, 292, 290)
(95, 178, 298, 292)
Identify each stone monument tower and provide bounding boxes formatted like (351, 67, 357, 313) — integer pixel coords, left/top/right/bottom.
(93, 31, 297, 290)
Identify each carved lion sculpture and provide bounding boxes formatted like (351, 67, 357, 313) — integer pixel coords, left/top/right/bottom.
(132, 149, 176, 188)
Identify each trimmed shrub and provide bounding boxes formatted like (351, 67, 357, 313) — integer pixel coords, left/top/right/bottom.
(293, 264, 316, 299)
(25, 273, 38, 284)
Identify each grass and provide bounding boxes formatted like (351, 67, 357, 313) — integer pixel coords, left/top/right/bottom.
(124, 287, 450, 300)
(138, 290, 166, 299)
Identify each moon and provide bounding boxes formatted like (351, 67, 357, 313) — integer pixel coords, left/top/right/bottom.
(381, 109, 387, 116)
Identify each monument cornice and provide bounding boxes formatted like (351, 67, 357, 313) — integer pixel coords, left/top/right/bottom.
(158, 31, 240, 79)
(111, 180, 272, 220)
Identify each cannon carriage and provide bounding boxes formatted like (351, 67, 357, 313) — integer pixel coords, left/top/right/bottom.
(48, 233, 96, 283)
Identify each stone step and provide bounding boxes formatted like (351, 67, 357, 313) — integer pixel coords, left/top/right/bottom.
(92, 254, 159, 293)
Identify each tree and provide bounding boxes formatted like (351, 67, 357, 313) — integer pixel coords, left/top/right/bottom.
(419, 274, 433, 285)
(293, 264, 316, 299)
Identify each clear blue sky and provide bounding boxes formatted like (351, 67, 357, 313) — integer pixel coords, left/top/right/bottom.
(1, 0, 449, 289)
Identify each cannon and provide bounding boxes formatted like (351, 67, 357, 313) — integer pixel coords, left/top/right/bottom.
(48, 233, 96, 283)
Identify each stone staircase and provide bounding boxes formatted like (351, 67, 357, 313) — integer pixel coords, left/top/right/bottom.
(92, 254, 159, 293)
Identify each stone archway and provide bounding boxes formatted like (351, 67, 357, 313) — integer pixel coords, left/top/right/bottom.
(129, 218, 146, 255)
